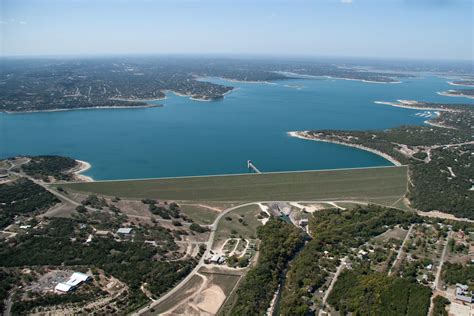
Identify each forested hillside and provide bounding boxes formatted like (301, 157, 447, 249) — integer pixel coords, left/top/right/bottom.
(280, 205, 420, 314)
(328, 269, 431, 315)
(230, 218, 306, 315)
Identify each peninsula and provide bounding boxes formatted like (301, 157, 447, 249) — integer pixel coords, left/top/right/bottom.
(289, 100, 474, 220)
(438, 88, 474, 99)
(0, 58, 413, 113)
(448, 80, 474, 87)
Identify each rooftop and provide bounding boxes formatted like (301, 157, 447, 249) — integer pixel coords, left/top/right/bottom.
(116, 227, 133, 234)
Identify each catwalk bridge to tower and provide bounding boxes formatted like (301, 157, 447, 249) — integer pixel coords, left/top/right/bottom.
(247, 160, 261, 174)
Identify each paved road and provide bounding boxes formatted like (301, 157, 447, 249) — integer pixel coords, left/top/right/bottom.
(133, 202, 259, 316)
(7, 166, 470, 316)
(133, 200, 369, 315)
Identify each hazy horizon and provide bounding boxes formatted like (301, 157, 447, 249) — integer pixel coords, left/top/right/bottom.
(1, 0, 473, 61)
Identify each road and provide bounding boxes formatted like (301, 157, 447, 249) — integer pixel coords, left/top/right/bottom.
(6, 164, 470, 316)
(133, 202, 259, 316)
(319, 256, 347, 316)
(434, 231, 453, 290)
(12, 172, 113, 216)
(427, 231, 453, 316)
(388, 224, 414, 276)
(133, 199, 366, 315)
(3, 290, 14, 316)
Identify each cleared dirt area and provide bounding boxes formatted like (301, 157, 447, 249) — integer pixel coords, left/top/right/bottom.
(151, 274, 205, 315)
(39, 202, 77, 218)
(374, 226, 409, 242)
(157, 269, 242, 315)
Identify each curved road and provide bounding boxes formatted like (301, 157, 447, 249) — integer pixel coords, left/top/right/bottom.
(133, 202, 258, 315)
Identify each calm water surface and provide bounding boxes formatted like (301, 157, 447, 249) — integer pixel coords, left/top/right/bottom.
(1, 75, 471, 180)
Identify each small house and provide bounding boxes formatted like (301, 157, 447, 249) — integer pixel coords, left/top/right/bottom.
(456, 283, 474, 303)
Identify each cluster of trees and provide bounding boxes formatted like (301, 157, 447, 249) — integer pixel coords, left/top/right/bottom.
(74, 210, 127, 232)
(280, 205, 420, 314)
(230, 218, 306, 315)
(327, 269, 431, 315)
(226, 255, 249, 268)
(11, 283, 105, 314)
(189, 223, 208, 233)
(0, 177, 59, 228)
(409, 144, 474, 219)
(143, 199, 181, 220)
(442, 262, 474, 287)
(21, 155, 77, 181)
(81, 194, 109, 209)
(432, 296, 450, 316)
(0, 217, 194, 314)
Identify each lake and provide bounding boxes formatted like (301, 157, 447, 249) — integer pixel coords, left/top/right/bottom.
(0, 75, 469, 180)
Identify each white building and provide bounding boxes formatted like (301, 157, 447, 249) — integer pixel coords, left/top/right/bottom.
(55, 272, 91, 293)
(116, 227, 133, 235)
(67, 272, 91, 286)
(209, 254, 225, 264)
(55, 283, 74, 293)
(456, 283, 474, 303)
(299, 219, 309, 227)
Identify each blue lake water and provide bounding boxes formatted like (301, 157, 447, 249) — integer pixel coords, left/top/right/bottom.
(1, 75, 471, 180)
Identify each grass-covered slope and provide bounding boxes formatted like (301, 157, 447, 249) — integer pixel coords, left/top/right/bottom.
(58, 166, 408, 204)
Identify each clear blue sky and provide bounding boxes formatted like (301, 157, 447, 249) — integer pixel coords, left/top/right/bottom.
(1, 0, 473, 60)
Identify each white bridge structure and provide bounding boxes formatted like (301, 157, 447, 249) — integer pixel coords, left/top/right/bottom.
(247, 160, 261, 174)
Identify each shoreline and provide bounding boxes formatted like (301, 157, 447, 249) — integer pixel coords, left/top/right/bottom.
(375, 100, 458, 129)
(274, 71, 402, 84)
(73, 160, 94, 182)
(447, 81, 474, 87)
(170, 87, 236, 102)
(189, 97, 213, 102)
(2, 104, 161, 114)
(109, 96, 167, 102)
(374, 100, 458, 112)
(197, 76, 277, 85)
(287, 131, 402, 166)
(324, 75, 401, 85)
(437, 91, 474, 100)
(424, 120, 455, 130)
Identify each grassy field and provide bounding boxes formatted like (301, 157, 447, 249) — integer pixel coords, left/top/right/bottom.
(178, 204, 220, 225)
(213, 204, 262, 248)
(0, 160, 10, 169)
(58, 166, 408, 203)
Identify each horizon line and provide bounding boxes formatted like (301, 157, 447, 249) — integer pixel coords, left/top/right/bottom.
(1, 53, 473, 63)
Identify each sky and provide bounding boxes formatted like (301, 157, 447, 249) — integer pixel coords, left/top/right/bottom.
(0, 0, 473, 60)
